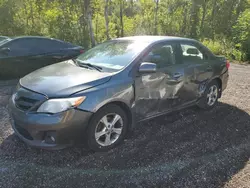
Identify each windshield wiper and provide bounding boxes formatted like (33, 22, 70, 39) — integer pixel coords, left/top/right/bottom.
(74, 59, 102, 72)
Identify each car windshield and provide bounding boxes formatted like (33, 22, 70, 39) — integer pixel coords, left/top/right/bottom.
(76, 40, 150, 71)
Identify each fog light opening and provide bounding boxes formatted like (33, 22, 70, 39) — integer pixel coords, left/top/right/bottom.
(44, 131, 56, 144)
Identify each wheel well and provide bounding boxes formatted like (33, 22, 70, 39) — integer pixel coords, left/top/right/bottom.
(102, 101, 133, 130)
(213, 77, 222, 97)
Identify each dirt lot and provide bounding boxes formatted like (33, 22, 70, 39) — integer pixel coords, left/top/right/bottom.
(0, 64, 249, 188)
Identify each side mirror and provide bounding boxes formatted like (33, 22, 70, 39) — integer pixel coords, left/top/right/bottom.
(0, 47, 10, 55)
(138, 62, 157, 73)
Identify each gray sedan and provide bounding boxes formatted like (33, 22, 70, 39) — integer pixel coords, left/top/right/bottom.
(9, 36, 229, 151)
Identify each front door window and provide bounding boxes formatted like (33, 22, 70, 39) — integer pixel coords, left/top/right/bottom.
(143, 44, 176, 69)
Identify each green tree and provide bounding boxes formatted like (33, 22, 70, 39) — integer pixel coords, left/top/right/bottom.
(0, 0, 249, 61)
(233, 9, 250, 60)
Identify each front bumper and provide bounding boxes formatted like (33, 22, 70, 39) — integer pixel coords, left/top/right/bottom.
(9, 95, 93, 150)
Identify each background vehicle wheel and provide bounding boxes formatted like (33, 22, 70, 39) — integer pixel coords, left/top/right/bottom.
(198, 80, 219, 110)
(87, 104, 128, 152)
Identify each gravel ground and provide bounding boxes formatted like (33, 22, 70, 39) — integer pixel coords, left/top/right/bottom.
(0, 64, 249, 188)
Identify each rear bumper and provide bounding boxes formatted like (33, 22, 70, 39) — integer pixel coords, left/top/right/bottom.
(9, 95, 93, 150)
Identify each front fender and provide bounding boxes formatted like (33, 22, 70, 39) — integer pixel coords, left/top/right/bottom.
(73, 78, 134, 113)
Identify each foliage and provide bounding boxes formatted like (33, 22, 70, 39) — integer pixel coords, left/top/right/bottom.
(233, 9, 250, 61)
(0, 0, 249, 61)
(202, 39, 224, 56)
(202, 38, 246, 61)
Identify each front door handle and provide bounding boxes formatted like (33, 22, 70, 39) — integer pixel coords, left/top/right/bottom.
(206, 66, 212, 71)
(166, 72, 184, 84)
(173, 72, 183, 79)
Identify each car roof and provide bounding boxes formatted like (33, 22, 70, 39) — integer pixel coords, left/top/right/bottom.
(13, 36, 61, 41)
(0, 36, 9, 38)
(0, 36, 78, 47)
(114, 35, 198, 43)
(10, 36, 78, 46)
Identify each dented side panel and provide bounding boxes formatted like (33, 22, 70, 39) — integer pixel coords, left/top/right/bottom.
(133, 64, 191, 120)
(134, 72, 168, 120)
(70, 40, 226, 124)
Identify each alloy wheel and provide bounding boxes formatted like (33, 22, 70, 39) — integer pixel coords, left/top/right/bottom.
(207, 85, 218, 106)
(95, 113, 123, 147)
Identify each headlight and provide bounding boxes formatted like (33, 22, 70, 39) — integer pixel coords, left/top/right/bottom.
(37, 96, 86, 114)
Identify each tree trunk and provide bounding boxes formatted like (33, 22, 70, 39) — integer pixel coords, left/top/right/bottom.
(23, 1, 29, 28)
(30, 2, 34, 32)
(190, 0, 200, 39)
(236, 0, 243, 17)
(181, 2, 188, 35)
(227, 0, 237, 31)
(154, 0, 159, 35)
(84, 0, 96, 47)
(130, 0, 133, 7)
(88, 10, 95, 47)
(104, 0, 110, 40)
(120, 0, 124, 37)
(211, 0, 217, 38)
(211, 0, 217, 22)
(79, 0, 87, 46)
(200, 0, 207, 38)
(95, 12, 99, 42)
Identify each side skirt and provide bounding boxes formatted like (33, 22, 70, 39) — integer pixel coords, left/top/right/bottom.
(138, 100, 197, 123)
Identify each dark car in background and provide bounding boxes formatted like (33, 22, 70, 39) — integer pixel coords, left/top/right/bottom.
(9, 36, 229, 151)
(0, 36, 84, 79)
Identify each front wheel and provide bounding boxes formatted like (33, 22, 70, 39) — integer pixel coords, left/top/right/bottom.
(198, 81, 219, 110)
(87, 104, 128, 152)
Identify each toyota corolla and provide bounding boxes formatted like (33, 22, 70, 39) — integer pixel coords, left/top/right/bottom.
(9, 36, 229, 151)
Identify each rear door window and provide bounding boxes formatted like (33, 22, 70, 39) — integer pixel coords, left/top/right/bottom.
(181, 44, 204, 59)
(180, 43, 210, 64)
(6, 39, 39, 56)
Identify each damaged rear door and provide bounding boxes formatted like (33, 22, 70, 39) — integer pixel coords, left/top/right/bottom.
(134, 41, 191, 120)
(179, 42, 214, 99)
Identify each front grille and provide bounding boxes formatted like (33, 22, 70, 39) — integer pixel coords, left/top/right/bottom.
(15, 124, 33, 140)
(14, 87, 47, 112)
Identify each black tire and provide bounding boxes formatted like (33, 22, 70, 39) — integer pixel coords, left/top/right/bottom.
(197, 80, 219, 110)
(86, 104, 128, 152)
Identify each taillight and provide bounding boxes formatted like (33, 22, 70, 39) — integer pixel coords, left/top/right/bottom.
(226, 60, 230, 69)
(80, 49, 84, 54)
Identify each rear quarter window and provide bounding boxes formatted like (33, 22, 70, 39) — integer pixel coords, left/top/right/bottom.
(5, 38, 38, 56)
(3, 38, 77, 56)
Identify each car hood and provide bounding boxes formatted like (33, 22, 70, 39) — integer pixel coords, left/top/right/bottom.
(20, 60, 113, 97)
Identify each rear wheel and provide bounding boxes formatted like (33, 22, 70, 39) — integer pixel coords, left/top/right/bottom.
(198, 80, 219, 110)
(87, 104, 128, 152)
